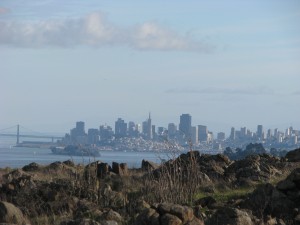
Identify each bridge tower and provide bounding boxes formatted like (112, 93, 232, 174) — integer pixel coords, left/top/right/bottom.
(17, 124, 20, 145)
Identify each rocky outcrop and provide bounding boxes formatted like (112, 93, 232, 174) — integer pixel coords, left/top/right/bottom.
(0, 201, 29, 225)
(197, 154, 231, 180)
(285, 148, 300, 162)
(238, 168, 300, 223)
(225, 154, 282, 184)
(134, 203, 204, 225)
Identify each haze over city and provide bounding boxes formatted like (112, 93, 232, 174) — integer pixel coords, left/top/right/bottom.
(1, 0, 300, 134)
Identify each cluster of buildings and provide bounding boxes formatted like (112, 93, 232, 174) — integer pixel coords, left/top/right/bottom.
(61, 113, 300, 151)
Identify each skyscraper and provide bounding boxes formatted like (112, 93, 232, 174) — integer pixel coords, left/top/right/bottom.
(142, 113, 152, 140)
(168, 123, 177, 139)
(148, 113, 152, 140)
(191, 126, 198, 145)
(230, 127, 235, 140)
(179, 114, 192, 138)
(76, 121, 85, 136)
(257, 125, 264, 140)
(198, 125, 208, 142)
(115, 118, 127, 138)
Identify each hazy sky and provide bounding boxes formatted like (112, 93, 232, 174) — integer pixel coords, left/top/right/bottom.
(1, 0, 300, 135)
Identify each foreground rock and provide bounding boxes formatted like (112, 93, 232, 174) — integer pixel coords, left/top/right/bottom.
(239, 168, 300, 224)
(134, 203, 204, 225)
(0, 201, 30, 225)
(286, 148, 300, 162)
(225, 154, 283, 184)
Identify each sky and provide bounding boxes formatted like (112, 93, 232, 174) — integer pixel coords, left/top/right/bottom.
(0, 0, 300, 135)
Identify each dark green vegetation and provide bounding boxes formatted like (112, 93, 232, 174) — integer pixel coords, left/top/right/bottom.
(0, 147, 300, 225)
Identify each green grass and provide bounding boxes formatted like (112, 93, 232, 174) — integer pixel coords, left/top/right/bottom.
(194, 186, 255, 204)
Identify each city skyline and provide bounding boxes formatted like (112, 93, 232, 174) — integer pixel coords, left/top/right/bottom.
(1, 1, 300, 134)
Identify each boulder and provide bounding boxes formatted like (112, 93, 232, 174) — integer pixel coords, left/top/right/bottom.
(194, 196, 217, 209)
(60, 218, 101, 225)
(101, 209, 122, 222)
(0, 201, 29, 225)
(63, 160, 75, 167)
(206, 207, 255, 225)
(285, 148, 300, 162)
(158, 203, 194, 223)
(22, 162, 40, 171)
(141, 160, 159, 171)
(134, 208, 160, 225)
(111, 162, 128, 176)
(160, 213, 182, 225)
(97, 163, 111, 178)
(134, 203, 204, 225)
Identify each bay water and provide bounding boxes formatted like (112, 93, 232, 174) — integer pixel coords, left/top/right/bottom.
(0, 136, 169, 169)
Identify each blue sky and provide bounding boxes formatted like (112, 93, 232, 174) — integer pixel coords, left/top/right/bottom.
(0, 0, 299, 135)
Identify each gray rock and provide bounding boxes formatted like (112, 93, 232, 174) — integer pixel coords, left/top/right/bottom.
(0, 201, 29, 225)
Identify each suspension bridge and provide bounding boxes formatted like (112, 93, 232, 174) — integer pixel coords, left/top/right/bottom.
(0, 125, 64, 144)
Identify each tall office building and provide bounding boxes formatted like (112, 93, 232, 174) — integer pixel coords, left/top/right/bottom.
(257, 125, 264, 140)
(217, 132, 226, 141)
(168, 123, 177, 139)
(99, 125, 114, 141)
(76, 121, 85, 136)
(88, 128, 99, 144)
(147, 113, 153, 140)
(240, 127, 247, 138)
(191, 126, 198, 145)
(142, 113, 153, 140)
(70, 121, 87, 144)
(230, 127, 235, 140)
(198, 125, 208, 142)
(179, 114, 192, 138)
(128, 121, 137, 137)
(115, 118, 127, 138)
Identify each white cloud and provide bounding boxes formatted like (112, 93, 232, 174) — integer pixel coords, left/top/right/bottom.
(0, 12, 212, 52)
